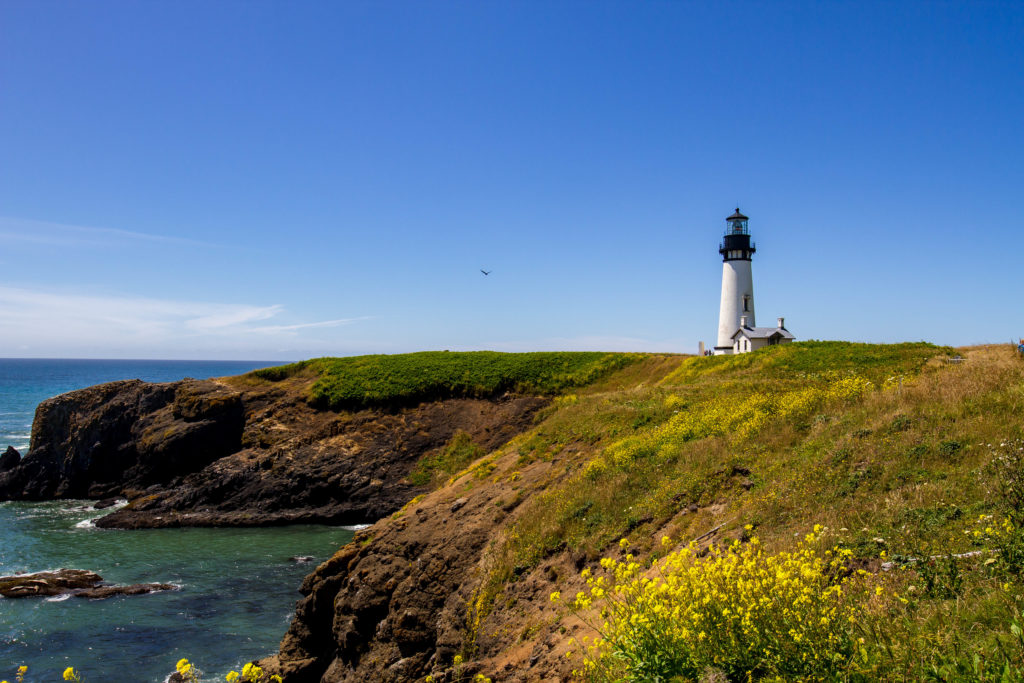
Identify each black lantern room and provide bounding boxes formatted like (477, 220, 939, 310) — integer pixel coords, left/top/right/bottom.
(719, 208, 756, 261)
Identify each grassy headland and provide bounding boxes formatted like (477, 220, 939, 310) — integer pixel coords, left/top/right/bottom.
(441, 341, 1024, 680)
(248, 350, 645, 410)
(238, 341, 1024, 680)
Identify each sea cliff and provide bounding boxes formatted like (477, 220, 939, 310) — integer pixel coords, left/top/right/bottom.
(0, 374, 548, 528)
(7, 345, 1024, 682)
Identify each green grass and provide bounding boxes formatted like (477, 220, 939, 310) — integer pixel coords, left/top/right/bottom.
(249, 351, 644, 410)
(408, 430, 486, 487)
(663, 340, 955, 385)
(510, 342, 989, 569)
(459, 342, 1024, 678)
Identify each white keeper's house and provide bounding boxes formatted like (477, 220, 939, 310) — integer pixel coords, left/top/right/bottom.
(713, 208, 795, 355)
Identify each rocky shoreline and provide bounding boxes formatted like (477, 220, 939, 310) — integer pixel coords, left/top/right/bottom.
(0, 376, 547, 529)
(0, 368, 581, 681)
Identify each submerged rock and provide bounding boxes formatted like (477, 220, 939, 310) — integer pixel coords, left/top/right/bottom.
(0, 568, 175, 600)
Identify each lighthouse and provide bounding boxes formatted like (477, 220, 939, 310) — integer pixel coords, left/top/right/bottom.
(713, 208, 794, 354)
(714, 209, 756, 354)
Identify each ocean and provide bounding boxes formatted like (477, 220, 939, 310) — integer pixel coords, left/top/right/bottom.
(0, 359, 356, 681)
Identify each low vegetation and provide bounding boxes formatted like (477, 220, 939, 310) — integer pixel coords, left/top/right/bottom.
(249, 351, 644, 410)
(408, 430, 486, 487)
(459, 341, 1024, 680)
(561, 529, 869, 681)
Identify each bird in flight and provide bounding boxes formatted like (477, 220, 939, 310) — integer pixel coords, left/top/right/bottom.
(480, 269, 491, 275)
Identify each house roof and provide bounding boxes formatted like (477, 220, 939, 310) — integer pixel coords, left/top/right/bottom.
(731, 326, 796, 341)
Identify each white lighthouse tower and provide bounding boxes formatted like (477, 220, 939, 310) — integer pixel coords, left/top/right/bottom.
(712, 208, 795, 354)
(714, 208, 757, 355)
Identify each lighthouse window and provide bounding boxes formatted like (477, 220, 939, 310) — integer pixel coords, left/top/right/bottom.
(743, 296, 750, 312)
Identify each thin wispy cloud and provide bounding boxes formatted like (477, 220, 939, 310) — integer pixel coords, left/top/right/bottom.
(250, 317, 371, 334)
(0, 216, 221, 249)
(0, 286, 365, 357)
(185, 306, 285, 332)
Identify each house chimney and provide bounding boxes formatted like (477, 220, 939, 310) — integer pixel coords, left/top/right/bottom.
(777, 317, 785, 329)
(740, 316, 749, 329)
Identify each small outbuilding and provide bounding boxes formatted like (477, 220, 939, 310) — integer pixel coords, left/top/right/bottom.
(730, 317, 795, 354)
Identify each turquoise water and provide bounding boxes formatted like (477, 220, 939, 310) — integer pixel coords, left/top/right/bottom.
(0, 359, 355, 681)
(0, 500, 354, 681)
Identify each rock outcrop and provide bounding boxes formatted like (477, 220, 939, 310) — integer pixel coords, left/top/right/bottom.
(0, 376, 547, 529)
(0, 379, 242, 500)
(0, 445, 19, 471)
(0, 569, 175, 599)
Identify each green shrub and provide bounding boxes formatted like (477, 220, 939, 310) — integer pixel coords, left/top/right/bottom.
(278, 351, 644, 410)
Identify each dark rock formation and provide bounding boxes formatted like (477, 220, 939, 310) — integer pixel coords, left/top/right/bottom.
(0, 569, 174, 599)
(0, 379, 242, 501)
(0, 375, 547, 529)
(0, 446, 19, 471)
(76, 582, 177, 599)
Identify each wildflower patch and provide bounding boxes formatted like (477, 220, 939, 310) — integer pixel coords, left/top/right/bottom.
(587, 376, 872, 476)
(561, 528, 871, 681)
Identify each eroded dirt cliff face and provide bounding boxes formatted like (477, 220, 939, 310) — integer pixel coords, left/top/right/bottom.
(262, 439, 590, 683)
(0, 375, 547, 529)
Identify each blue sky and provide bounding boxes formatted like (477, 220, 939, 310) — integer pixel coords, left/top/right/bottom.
(1, 1, 1021, 359)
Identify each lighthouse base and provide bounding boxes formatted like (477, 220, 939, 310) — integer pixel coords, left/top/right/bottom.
(712, 346, 735, 356)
